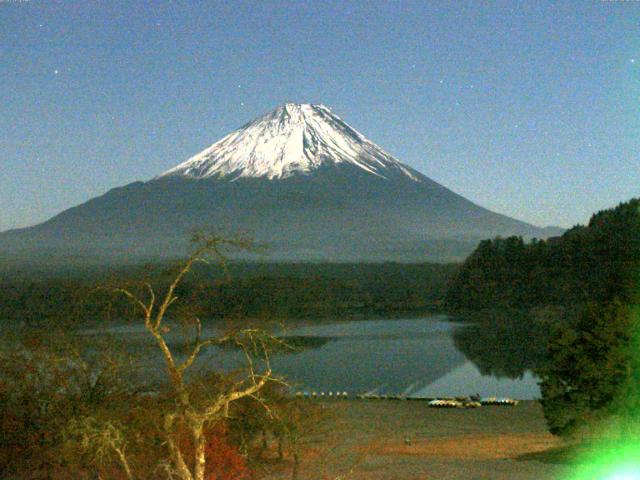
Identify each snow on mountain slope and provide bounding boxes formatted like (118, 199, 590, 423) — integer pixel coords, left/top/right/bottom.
(0, 101, 565, 263)
(158, 103, 421, 182)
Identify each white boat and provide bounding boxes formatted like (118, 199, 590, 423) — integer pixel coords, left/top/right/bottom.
(428, 399, 463, 408)
(480, 397, 519, 406)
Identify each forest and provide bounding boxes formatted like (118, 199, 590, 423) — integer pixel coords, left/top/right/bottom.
(445, 198, 640, 312)
(0, 261, 457, 328)
(446, 198, 640, 439)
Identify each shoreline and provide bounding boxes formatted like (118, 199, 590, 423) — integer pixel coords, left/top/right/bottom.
(262, 399, 569, 480)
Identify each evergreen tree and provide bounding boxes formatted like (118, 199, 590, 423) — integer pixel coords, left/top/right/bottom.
(538, 300, 638, 436)
(445, 198, 640, 312)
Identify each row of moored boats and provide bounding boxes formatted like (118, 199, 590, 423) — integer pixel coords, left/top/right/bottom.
(294, 391, 519, 406)
(427, 397, 519, 408)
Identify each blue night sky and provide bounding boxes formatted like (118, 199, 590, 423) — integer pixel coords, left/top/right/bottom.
(1, 0, 639, 231)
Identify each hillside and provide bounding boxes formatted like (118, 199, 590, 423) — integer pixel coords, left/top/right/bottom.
(1, 104, 561, 263)
(445, 198, 640, 311)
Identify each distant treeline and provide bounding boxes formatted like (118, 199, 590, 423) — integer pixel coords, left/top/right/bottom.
(0, 262, 457, 326)
(445, 199, 640, 311)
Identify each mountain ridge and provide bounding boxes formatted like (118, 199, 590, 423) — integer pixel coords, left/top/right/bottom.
(0, 103, 563, 263)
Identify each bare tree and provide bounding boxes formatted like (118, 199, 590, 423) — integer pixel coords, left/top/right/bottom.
(114, 234, 278, 480)
(65, 416, 135, 480)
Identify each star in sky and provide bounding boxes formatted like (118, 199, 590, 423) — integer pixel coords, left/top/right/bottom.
(2, 1, 637, 232)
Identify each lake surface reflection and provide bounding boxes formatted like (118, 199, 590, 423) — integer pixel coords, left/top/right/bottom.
(92, 315, 544, 399)
(266, 316, 542, 399)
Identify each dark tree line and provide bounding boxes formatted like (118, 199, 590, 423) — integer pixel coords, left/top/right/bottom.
(0, 262, 457, 327)
(445, 198, 640, 311)
(446, 198, 640, 438)
(538, 300, 640, 436)
(452, 309, 554, 380)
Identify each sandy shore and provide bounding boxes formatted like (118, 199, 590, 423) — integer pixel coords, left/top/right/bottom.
(261, 400, 571, 480)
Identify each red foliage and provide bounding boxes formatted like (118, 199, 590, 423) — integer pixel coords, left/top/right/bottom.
(204, 425, 252, 480)
(177, 422, 252, 480)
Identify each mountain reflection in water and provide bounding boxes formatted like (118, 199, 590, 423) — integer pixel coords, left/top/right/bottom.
(92, 315, 549, 399)
(263, 315, 549, 399)
(452, 311, 552, 380)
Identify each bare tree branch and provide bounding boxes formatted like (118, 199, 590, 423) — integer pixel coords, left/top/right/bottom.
(110, 233, 277, 480)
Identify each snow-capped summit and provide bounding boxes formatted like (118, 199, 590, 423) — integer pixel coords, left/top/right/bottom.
(158, 103, 420, 181)
(0, 102, 564, 263)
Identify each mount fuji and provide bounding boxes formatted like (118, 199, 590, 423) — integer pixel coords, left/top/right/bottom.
(1, 103, 561, 263)
(158, 103, 421, 182)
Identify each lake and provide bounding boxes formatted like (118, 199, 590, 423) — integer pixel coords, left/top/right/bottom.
(264, 316, 541, 399)
(90, 315, 543, 400)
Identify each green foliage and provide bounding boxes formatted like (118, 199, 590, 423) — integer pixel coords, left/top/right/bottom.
(445, 198, 640, 439)
(445, 198, 640, 311)
(538, 301, 635, 436)
(0, 262, 457, 327)
(534, 200, 640, 438)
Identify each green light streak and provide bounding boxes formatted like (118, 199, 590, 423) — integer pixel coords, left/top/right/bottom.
(566, 441, 640, 480)
(564, 301, 640, 479)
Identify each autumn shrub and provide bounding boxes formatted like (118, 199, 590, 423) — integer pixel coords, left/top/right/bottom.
(175, 422, 252, 480)
(204, 424, 253, 480)
(0, 331, 141, 479)
(0, 347, 73, 478)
